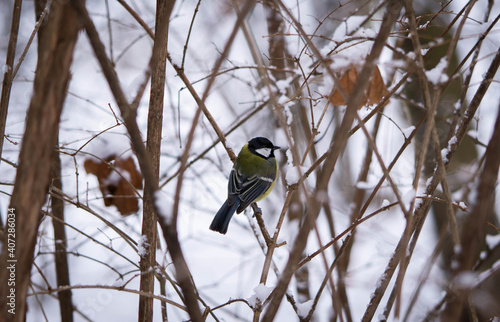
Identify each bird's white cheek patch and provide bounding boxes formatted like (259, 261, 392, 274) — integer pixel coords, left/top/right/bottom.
(255, 148, 272, 158)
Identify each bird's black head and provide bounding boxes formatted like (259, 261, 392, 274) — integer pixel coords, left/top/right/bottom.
(248, 137, 280, 159)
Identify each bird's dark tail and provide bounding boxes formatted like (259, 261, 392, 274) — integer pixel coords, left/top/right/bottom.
(210, 199, 240, 234)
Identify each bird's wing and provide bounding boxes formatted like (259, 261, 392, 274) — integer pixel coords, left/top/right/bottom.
(228, 167, 274, 212)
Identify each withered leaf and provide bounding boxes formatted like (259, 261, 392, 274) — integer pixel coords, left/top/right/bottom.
(366, 65, 388, 105)
(329, 65, 388, 107)
(84, 155, 143, 216)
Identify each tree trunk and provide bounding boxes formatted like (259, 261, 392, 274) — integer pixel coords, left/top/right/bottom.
(138, 0, 175, 321)
(0, 1, 80, 320)
(0, 0, 22, 162)
(50, 136, 74, 322)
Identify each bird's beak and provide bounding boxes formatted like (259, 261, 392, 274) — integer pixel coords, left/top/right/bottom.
(273, 146, 280, 150)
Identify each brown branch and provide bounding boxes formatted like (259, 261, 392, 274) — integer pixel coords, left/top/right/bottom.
(48, 188, 139, 257)
(161, 4, 260, 321)
(167, 0, 257, 164)
(0, 1, 80, 320)
(29, 284, 187, 311)
(12, 0, 50, 79)
(181, 0, 202, 69)
(70, 0, 156, 192)
(157, 3, 259, 321)
(116, 0, 154, 38)
(169, 64, 237, 162)
(362, 41, 500, 322)
(261, 1, 403, 320)
(70, 1, 203, 320)
(50, 141, 74, 321)
(159, 99, 270, 188)
(138, 0, 175, 321)
(0, 0, 22, 162)
(303, 234, 353, 320)
(442, 102, 500, 320)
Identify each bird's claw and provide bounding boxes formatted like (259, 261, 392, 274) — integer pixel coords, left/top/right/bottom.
(253, 206, 262, 217)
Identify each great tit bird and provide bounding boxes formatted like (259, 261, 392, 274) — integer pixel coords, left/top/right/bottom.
(210, 137, 280, 234)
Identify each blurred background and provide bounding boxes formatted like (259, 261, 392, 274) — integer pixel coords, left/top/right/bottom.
(1, 0, 499, 321)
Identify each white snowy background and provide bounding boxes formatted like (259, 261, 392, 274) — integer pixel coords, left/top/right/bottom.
(1, 0, 500, 321)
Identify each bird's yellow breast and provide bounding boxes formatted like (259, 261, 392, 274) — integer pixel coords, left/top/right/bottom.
(236, 144, 278, 201)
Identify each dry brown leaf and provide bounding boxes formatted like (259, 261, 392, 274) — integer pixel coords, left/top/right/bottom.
(330, 66, 359, 106)
(84, 155, 143, 216)
(329, 65, 388, 107)
(366, 65, 388, 105)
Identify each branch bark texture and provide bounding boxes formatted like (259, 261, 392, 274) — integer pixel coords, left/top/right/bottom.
(0, 1, 80, 320)
(138, 0, 175, 320)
